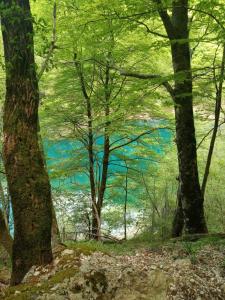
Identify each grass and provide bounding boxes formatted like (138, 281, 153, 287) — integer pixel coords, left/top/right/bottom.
(66, 232, 172, 255)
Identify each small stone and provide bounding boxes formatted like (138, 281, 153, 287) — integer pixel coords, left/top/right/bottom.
(54, 258, 60, 266)
(68, 292, 83, 300)
(14, 291, 21, 295)
(34, 271, 40, 276)
(61, 249, 74, 256)
(50, 283, 60, 291)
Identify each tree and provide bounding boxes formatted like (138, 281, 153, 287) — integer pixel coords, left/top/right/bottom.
(116, 0, 208, 235)
(1, 0, 53, 285)
(155, 0, 208, 235)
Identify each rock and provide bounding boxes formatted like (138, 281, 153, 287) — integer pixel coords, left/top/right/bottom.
(0, 268, 11, 284)
(34, 271, 41, 277)
(173, 258, 192, 268)
(54, 258, 60, 266)
(45, 294, 65, 300)
(61, 249, 74, 256)
(68, 292, 83, 300)
(50, 283, 61, 291)
(14, 290, 21, 295)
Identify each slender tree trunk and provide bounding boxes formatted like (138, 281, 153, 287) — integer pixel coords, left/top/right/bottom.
(95, 61, 111, 240)
(124, 171, 128, 240)
(1, 0, 53, 285)
(201, 45, 225, 196)
(74, 56, 99, 239)
(156, 0, 207, 234)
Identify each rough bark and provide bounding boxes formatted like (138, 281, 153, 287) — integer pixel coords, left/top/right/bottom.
(1, 0, 53, 285)
(156, 0, 208, 234)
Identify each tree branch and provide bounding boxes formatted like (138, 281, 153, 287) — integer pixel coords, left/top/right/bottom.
(109, 127, 172, 153)
(153, 0, 175, 39)
(117, 68, 175, 100)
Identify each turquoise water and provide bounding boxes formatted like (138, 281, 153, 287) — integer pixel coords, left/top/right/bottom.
(44, 120, 172, 205)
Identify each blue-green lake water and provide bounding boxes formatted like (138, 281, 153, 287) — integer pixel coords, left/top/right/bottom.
(44, 120, 172, 205)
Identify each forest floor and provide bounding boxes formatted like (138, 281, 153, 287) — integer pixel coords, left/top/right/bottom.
(0, 236, 225, 299)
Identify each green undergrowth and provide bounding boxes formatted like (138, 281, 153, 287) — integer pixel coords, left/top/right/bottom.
(66, 233, 169, 255)
(67, 233, 225, 256)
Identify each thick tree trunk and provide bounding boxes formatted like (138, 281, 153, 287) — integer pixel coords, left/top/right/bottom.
(156, 0, 207, 234)
(1, 0, 53, 285)
(171, 1, 207, 234)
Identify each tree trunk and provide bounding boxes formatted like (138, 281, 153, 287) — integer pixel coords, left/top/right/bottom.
(201, 45, 225, 196)
(171, 1, 207, 234)
(156, 0, 207, 234)
(94, 60, 111, 240)
(74, 56, 98, 240)
(1, 0, 53, 285)
(124, 172, 128, 240)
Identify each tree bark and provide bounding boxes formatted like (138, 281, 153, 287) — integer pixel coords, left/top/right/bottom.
(156, 0, 208, 234)
(1, 0, 53, 285)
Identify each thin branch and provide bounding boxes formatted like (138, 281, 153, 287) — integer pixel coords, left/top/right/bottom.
(153, 0, 175, 39)
(109, 127, 172, 152)
(116, 68, 175, 99)
(197, 120, 225, 150)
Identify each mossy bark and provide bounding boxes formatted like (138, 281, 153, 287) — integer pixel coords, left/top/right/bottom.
(1, 0, 53, 285)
